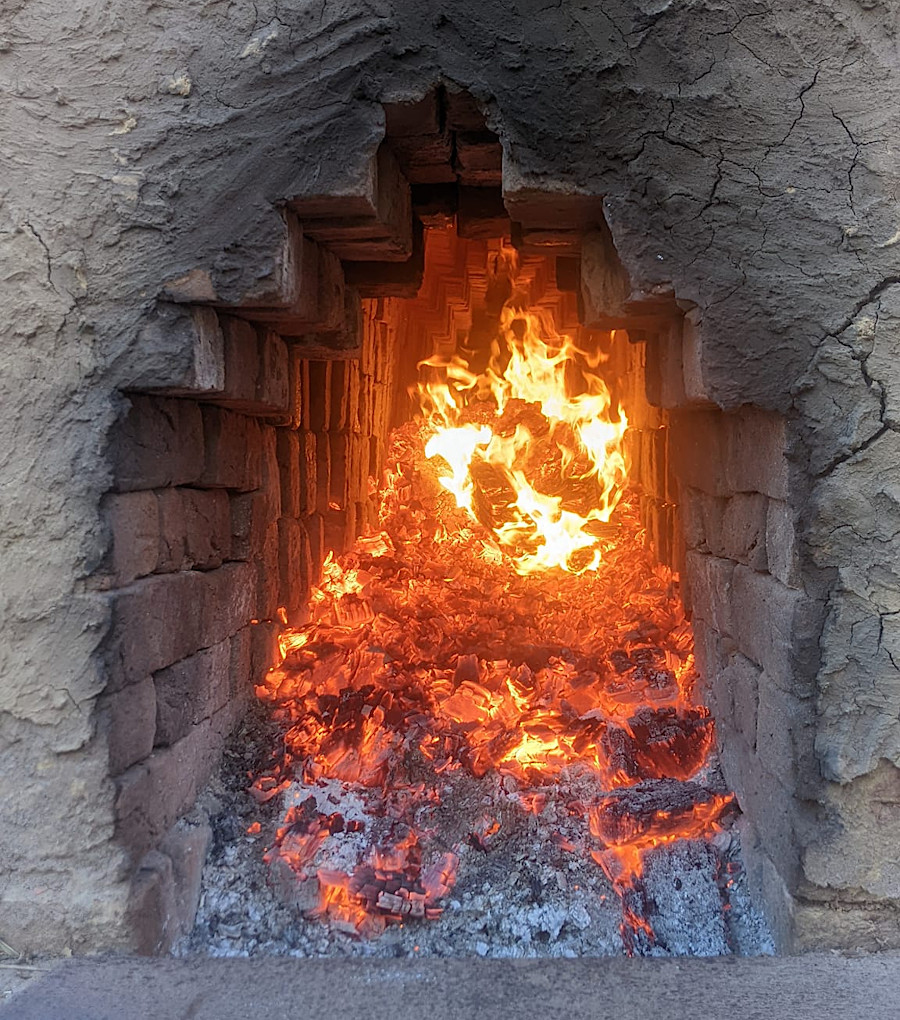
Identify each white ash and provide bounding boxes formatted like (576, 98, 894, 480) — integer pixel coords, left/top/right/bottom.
(174, 713, 774, 960)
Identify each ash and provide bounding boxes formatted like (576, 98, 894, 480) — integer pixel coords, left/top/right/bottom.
(175, 708, 773, 960)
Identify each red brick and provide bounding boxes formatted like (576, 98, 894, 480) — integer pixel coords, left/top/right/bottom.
(156, 489, 187, 572)
(230, 489, 276, 560)
(116, 701, 240, 864)
(299, 431, 318, 513)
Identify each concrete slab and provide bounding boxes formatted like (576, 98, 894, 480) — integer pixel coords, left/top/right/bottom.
(2, 954, 899, 1020)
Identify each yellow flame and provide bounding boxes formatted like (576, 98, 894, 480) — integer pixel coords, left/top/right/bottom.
(416, 303, 628, 575)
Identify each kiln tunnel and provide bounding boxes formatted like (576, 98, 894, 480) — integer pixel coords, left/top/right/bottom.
(103, 89, 786, 955)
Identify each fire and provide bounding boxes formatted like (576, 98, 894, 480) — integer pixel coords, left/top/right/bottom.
(415, 300, 628, 575)
(256, 256, 734, 955)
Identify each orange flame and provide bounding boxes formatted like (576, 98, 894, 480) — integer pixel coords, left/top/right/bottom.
(256, 254, 732, 952)
(415, 301, 628, 575)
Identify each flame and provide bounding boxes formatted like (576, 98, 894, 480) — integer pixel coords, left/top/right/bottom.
(415, 302, 628, 575)
(255, 254, 733, 954)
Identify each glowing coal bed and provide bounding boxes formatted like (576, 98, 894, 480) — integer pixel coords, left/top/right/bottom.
(177, 291, 773, 959)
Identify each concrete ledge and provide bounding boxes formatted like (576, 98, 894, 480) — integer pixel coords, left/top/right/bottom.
(3, 954, 900, 1020)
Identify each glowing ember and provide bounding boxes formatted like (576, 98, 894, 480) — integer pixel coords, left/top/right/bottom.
(256, 272, 734, 954)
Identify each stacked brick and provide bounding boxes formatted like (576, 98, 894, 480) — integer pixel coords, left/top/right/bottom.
(607, 318, 811, 946)
(602, 328, 683, 574)
(96, 289, 403, 950)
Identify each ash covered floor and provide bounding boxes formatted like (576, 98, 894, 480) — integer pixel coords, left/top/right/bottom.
(175, 707, 772, 959)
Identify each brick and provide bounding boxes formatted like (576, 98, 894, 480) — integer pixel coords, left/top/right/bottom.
(454, 132, 502, 186)
(153, 637, 232, 747)
(670, 409, 730, 496)
(767, 499, 801, 588)
(343, 218, 426, 298)
(684, 550, 735, 638)
(304, 512, 325, 581)
(712, 652, 761, 752)
(458, 187, 509, 239)
(730, 566, 807, 689)
(214, 210, 307, 309)
(256, 520, 280, 620)
(330, 360, 350, 431)
(756, 670, 816, 792)
(235, 235, 320, 332)
(106, 561, 257, 690)
(181, 488, 232, 568)
(230, 489, 277, 561)
(217, 315, 259, 406)
(111, 397, 204, 491)
(384, 93, 441, 137)
(502, 181, 604, 231)
(129, 305, 225, 397)
(323, 508, 347, 555)
(229, 624, 254, 700)
(275, 429, 302, 519)
(127, 850, 178, 955)
(688, 617, 729, 689)
(256, 330, 290, 414)
(681, 307, 718, 407)
(725, 407, 789, 499)
(299, 431, 318, 513)
(304, 361, 331, 432)
(679, 486, 706, 550)
(315, 432, 332, 514)
(198, 406, 263, 490)
(211, 321, 290, 418)
(278, 517, 311, 622)
(260, 426, 282, 522)
(329, 432, 350, 510)
(297, 146, 413, 262)
(578, 222, 631, 326)
(156, 489, 187, 572)
(116, 702, 240, 863)
(158, 818, 212, 934)
(105, 675, 157, 775)
(104, 491, 159, 585)
(445, 87, 486, 131)
(250, 621, 281, 684)
(720, 493, 767, 570)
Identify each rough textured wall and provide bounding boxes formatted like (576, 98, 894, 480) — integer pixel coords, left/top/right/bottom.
(2, 0, 900, 951)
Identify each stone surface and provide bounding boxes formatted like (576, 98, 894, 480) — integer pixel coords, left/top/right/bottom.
(5, 955, 900, 1020)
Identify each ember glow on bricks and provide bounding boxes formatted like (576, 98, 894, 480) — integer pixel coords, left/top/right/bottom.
(253, 251, 734, 953)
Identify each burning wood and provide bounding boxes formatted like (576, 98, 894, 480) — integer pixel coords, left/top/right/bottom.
(256, 258, 735, 955)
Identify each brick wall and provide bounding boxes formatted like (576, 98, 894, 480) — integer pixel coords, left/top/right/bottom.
(97, 299, 400, 951)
